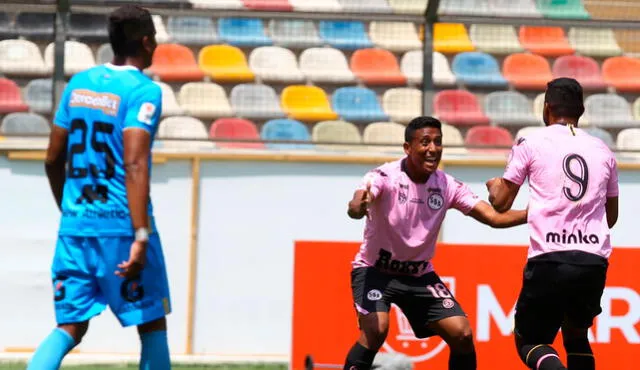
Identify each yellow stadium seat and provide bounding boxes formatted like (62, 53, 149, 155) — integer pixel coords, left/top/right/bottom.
(434, 23, 475, 54)
(281, 85, 338, 122)
(198, 44, 254, 83)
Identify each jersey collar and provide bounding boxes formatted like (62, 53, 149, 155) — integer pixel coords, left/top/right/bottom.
(104, 63, 138, 72)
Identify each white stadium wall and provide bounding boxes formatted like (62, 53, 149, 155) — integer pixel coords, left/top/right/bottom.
(0, 154, 638, 360)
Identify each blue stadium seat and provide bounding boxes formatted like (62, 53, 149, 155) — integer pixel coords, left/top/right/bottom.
(451, 52, 508, 87)
(332, 87, 388, 123)
(319, 21, 373, 50)
(167, 16, 218, 45)
(261, 118, 313, 149)
(218, 18, 273, 47)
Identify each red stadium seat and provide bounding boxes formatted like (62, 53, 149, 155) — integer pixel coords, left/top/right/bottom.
(552, 55, 606, 90)
(210, 118, 265, 149)
(465, 126, 514, 147)
(351, 48, 407, 86)
(434, 90, 490, 126)
(243, 0, 293, 11)
(0, 78, 29, 114)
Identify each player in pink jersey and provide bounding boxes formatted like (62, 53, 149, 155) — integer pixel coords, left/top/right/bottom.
(343, 117, 528, 370)
(487, 78, 619, 370)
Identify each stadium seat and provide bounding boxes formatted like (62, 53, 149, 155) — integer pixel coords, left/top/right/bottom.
(401, 50, 457, 86)
(439, 0, 490, 16)
(434, 90, 490, 126)
(0, 40, 50, 76)
(68, 13, 108, 41)
(155, 82, 184, 117)
(633, 97, 640, 121)
(434, 23, 475, 54)
(339, 0, 392, 13)
(370, 22, 422, 53)
(568, 28, 622, 57)
(243, 0, 293, 11)
(0, 112, 50, 135)
(96, 43, 114, 65)
(149, 44, 205, 82)
(536, 0, 590, 19)
(441, 123, 465, 149)
(218, 18, 272, 47)
(515, 126, 543, 141)
(319, 21, 373, 50)
(351, 48, 407, 85)
(210, 118, 265, 149)
(289, 0, 342, 11)
(332, 87, 388, 123)
(484, 91, 539, 127)
(583, 127, 615, 149)
(281, 85, 338, 122)
(189, 0, 244, 8)
(616, 128, 640, 151)
(363, 122, 405, 151)
(45, 41, 95, 76)
(178, 82, 233, 118)
(312, 120, 362, 150)
(24, 79, 58, 114)
(152, 15, 171, 44)
(299, 47, 355, 83)
(249, 46, 304, 83)
(552, 55, 606, 90)
(230, 84, 286, 120)
(469, 24, 524, 55)
(383, 88, 422, 124)
(519, 26, 574, 57)
(167, 16, 218, 46)
(451, 52, 508, 88)
(15, 13, 54, 40)
(0, 13, 15, 39)
(0, 78, 29, 114)
(388, 0, 428, 14)
(503, 53, 553, 90)
(602, 56, 640, 92)
(615, 30, 640, 55)
(157, 116, 214, 150)
(488, 0, 542, 17)
(268, 20, 322, 48)
(464, 126, 514, 148)
(584, 94, 637, 128)
(533, 93, 545, 120)
(199, 44, 255, 83)
(261, 118, 312, 150)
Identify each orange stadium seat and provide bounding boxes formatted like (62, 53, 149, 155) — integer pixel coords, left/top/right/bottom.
(434, 90, 490, 127)
(552, 55, 606, 90)
(519, 26, 574, 57)
(149, 44, 205, 82)
(199, 44, 255, 83)
(281, 85, 338, 122)
(0, 78, 29, 114)
(350, 48, 407, 85)
(503, 53, 553, 90)
(210, 118, 265, 149)
(242, 0, 293, 11)
(602, 56, 640, 93)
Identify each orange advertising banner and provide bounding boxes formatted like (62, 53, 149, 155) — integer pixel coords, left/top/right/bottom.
(291, 241, 640, 370)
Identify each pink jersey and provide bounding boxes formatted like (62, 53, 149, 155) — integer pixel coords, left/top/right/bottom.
(352, 158, 481, 276)
(503, 124, 619, 260)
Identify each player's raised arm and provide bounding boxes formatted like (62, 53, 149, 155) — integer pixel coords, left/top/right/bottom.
(348, 171, 384, 219)
(467, 201, 528, 228)
(45, 84, 73, 210)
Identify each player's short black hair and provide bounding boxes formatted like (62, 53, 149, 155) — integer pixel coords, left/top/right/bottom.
(405, 116, 442, 143)
(108, 5, 155, 58)
(545, 78, 585, 119)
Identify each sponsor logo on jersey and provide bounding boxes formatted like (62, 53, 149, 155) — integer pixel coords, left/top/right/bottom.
(70, 89, 121, 116)
(138, 102, 156, 125)
(546, 229, 600, 244)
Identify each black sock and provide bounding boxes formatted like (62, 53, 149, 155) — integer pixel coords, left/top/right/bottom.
(518, 344, 566, 370)
(564, 337, 595, 370)
(449, 351, 477, 370)
(343, 342, 377, 370)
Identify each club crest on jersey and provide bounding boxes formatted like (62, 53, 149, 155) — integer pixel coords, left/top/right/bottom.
(428, 193, 444, 210)
(138, 102, 156, 125)
(398, 184, 408, 204)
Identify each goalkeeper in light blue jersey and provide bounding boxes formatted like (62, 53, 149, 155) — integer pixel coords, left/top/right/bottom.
(29, 5, 171, 370)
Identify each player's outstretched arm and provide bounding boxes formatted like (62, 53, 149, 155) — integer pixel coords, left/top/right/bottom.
(486, 177, 520, 213)
(348, 186, 373, 220)
(44, 126, 69, 211)
(606, 196, 618, 228)
(467, 201, 527, 229)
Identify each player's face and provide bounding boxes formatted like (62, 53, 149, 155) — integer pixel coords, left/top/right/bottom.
(404, 127, 443, 176)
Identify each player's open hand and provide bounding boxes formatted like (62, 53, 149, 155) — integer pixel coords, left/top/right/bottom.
(115, 240, 147, 279)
